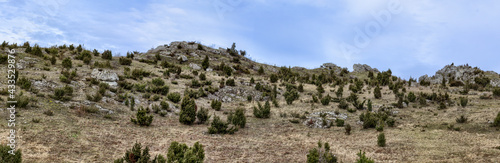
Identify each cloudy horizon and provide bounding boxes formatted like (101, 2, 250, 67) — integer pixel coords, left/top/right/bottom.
(1, 0, 499, 79)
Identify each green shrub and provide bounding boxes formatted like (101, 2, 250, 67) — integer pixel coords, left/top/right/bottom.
(131, 107, 153, 126)
(211, 99, 222, 111)
(493, 111, 500, 127)
(62, 57, 72, 69)
(336, 86, 344, 98)
(119, 57, 132, 65)
(196, 107, 210, 124)
(284, 89, 299, 105)
(114, 142, 166, 163)
(202, 55, 209, 70)
(86, 92, 102, 102)
(456, 115, 468, 123)
(253, 101, 271, 118)
(459, 97, 468, 108)
(345, 124, 351, 135)
(438, 102, 446, 110)
(228, 108, 246, 128)
(179, 96, 197, 125)
(208, 115, 236, 134)
(335, 119, 344, 127)
(190, 79, 201, 88)
(356, 150, 374, 163)
(199, 73, 206, 81)
(407, 92, 416, 102)
(493, 87, 500, 97)
(167, 92, 181, 103)
(258, 66, 264, 75)
(151, 77, 165, 87)
(374, 86, 382, 99)
(17, 77, 31, 90)
(377, 133, 386, 147)
(338, 99, 349, 109)
(321, 94, 331, 106)
(386, 118, 395, 127)
(226, 78, 235, 86)
(167, 141, 204, 163)
(101, 50, 112, 60)
(53, 85, 73, 101)
(270, 74, 278, 83)
(306, 141, 338, 163)
(0, 144, 22, 163)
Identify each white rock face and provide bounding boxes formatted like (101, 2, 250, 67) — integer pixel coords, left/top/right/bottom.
(177, 55, 188, 62)
(189, 63, 201, 70)
(353, 63, 379, 73)
(91, 69, 119, 82)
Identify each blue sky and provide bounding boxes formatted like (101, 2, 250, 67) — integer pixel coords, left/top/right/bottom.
(1, 0, 500, 79)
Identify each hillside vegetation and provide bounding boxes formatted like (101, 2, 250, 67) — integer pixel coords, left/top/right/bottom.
(1, 41, 500, 162)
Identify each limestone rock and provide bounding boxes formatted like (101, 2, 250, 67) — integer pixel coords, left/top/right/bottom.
(177, 55, 188, 62)
(91, 69, 119, 82)
(189, 63, 201, 70)
(353, 63, 379, 73)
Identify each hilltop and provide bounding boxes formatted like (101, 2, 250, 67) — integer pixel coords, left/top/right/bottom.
(0, 41, 499, 162)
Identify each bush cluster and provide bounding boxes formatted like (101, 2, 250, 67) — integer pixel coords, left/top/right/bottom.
(196, 107, 210, 124)
(211, 99, 222, 111)
(101, 50, 112, 60)
(208, 115, 237, 134)
(167, 141, 205, 163)
(228, 108, 246, 128)
(114, 142, 166, 163)
(131, 107, 153, 126)
(52, 85, 73, 101)
(119, 57, 132, 65)
(306, 141, 338, 163)
(493, 111, 500, 127)
(167, 92, 181, 103)
(253, 101, 271, 118)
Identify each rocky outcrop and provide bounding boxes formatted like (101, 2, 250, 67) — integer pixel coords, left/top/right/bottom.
(418, 64, 498, 86)
(91, 69, 119, 87)
(353, 63, 379, 73)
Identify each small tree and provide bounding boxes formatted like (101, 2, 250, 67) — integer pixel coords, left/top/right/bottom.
(208, 115, 236, 134)
(321, 94, 331, 106)
(493, 87, 500, 97)
(306, 141, 338, 163)
(493, 111, 500, 127)
(374, 86, 382, 99)
(377, 133, 386, 147)
(114, 142, 166, 163)
(258, 65, 264, 75)
(407, 92, 416, 102)
(459, 97, 468, 108)
(202, 55, 209, 70)
(62, 58, 72, 69)
(196, 107, 210, 124)
(345, 124, 351, 135)
(270, 74, 278, 83)
(356, 150, 374, 163)
(102, 50, 112, 60)
(167, 92, 181, 103)
(131, 107, 153, 126)
(228, 108, 246, 128)
(167, 141, 204, 163)
(253, 101, 271, 118)
(211, 99, 222, 111)
(179, 96, 197, 125)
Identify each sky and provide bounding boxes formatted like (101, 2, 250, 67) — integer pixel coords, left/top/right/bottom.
(1, 0, 500, 79)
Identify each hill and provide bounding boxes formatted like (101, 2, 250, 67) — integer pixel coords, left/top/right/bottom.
(0, 41, 499, 162)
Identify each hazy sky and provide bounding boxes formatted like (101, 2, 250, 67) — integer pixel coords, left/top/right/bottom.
(1, 0, 500, 79)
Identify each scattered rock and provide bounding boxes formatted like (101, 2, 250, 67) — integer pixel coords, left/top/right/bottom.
(95, 104, 113, 114)
(189, 52, 199, 57)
